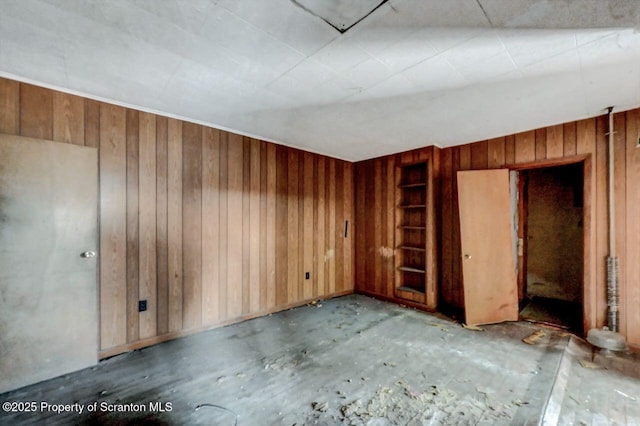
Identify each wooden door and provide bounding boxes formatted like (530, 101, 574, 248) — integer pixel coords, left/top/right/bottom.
(0, 134, 98, 393)
(457, 169, 518, 325)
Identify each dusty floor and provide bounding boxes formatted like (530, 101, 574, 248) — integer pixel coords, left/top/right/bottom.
(520, 297, 583, 333)
(1, 294, 639, 425)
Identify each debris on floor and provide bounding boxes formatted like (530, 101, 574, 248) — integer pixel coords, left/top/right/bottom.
(462, 324, 485, 331)
(194, 403, 239, 426)
(425, 322, 449, 332)
(522, 330, 546, 345)
(312, 401, 329, 412)
(556, 336, 640, 423)
(578, 359, 602, 369)
(512, 398, 529, 406)
(262, 350, 306, 370)
(7, 295, 636, 425)
(304, 380, 514, 425)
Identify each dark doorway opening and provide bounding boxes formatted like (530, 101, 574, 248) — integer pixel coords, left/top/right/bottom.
(519, 163, 584, 333)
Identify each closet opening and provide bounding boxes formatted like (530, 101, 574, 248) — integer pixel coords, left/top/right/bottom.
(517, 162, 584, 333)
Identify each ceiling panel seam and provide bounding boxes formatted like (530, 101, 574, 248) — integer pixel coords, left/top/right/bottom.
(475, 0, 494, 27)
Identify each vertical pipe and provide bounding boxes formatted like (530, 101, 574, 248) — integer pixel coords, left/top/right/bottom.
(608, 106, 615, 257)
(606, 106, 619, 332)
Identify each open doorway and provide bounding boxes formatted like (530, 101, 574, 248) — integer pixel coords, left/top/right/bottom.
(518, 163, 584, 333)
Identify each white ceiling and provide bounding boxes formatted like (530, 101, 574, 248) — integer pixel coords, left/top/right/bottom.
(1, 0, 639, 161)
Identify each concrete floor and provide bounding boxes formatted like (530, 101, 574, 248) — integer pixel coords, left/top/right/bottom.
(1, 294, 639, 425)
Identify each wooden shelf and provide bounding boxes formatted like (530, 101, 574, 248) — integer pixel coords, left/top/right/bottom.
(397, 245, 426, 252)
(397, 285, 426, 295)
(395, 161, 429, 300)
(398, 182, 426, 188)
(398, 266, 426, 273)
(398, 204, 426, 209)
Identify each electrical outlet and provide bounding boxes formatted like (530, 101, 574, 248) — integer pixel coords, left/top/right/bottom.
(305, 272, 310, 280)
(139, 300, 147, 312)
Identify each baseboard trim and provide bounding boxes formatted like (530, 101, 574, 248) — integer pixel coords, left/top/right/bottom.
(355, 289, 437, 313)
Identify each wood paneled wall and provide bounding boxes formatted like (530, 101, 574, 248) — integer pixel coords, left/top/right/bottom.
(0, 77, 354, 357)
(354, 110, 640, 347)
(5, 75, 640, 348)
(354, 146, 439, 310)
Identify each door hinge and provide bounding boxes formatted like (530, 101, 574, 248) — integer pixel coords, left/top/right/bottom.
(517, 238, 524, 257)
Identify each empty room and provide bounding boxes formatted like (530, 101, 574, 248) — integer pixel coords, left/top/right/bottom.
(1, 0, 640, 424)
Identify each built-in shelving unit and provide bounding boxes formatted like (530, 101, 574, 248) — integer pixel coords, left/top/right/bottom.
(395, 162, 428, 297)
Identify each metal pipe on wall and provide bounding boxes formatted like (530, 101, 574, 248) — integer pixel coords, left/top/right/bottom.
(606, 106, 620, 332)
(608, 107, 615, 257)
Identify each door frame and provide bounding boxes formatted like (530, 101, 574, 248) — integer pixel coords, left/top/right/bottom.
(505, 154, 592, 334)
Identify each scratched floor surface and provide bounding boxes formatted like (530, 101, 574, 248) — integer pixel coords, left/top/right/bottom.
(1, 294, 637, 425)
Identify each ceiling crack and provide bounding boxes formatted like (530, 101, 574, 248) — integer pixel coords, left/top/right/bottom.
(475, 0, 494, 28)
(290, 0, 389, 34)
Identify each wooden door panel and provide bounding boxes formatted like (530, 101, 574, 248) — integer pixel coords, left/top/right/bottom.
(457, 169, 518, 325)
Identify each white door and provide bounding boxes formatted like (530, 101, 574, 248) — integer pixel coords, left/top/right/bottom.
(0, 134, 98, 393)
